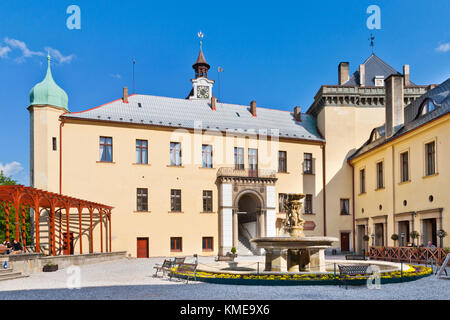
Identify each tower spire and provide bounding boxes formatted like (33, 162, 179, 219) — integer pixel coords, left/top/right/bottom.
(193, 31, 210, 78)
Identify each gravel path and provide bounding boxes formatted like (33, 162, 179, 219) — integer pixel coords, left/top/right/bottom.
(0, 257, 448, 300)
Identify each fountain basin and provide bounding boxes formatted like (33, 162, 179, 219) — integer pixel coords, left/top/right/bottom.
(251, 236, 338, 272)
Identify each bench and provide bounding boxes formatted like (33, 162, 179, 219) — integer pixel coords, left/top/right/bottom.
(338, 264, 371, 288)
(153, 259, 173, 278)
(345, 254, 366, 261)
(172, 263, 198, 283)
(173, 257, 186, 266)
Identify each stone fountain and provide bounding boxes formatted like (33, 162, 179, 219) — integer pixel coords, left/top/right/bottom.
(250, 193, 338, 272)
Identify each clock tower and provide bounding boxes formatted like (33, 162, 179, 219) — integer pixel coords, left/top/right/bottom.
(189, 48, 214, 100)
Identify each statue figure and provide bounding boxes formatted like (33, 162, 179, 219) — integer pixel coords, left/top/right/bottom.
(283, 194, 305, 237)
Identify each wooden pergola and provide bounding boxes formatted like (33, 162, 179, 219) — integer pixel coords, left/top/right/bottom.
(0, 185, 113, 256)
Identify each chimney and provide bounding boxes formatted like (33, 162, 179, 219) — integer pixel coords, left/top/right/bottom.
(123, 87, 128, 103)
(211, 95, 216, 111)
(403, 65, 410, 87)
(338, 62, 349, 85)
(385, 74, 404, 138)
(294, 106, 302, 121)
(359, 64, 365, 87)
(250, 100, 256, 116)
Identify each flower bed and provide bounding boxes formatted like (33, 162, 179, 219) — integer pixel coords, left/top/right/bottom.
(171, 265, 432, 286)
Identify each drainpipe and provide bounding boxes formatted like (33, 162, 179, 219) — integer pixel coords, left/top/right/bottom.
(59, 118, 66, 194)
(351, 163, 356, 252)
(322, 143, 327, 236)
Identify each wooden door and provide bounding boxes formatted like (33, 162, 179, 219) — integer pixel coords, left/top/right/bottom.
(340, 232, 350, 252)
(137, 238, 149, 258)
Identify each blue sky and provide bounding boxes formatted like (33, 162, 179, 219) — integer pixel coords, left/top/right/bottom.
(0, 0, 449, 184)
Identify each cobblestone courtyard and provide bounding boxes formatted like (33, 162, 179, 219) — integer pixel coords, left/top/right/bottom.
(0, 257, 448, 300)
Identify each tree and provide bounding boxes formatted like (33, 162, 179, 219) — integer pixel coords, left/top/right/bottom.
(0, 171, 31, 244)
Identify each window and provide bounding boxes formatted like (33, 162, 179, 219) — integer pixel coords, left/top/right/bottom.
(202, 144, 213, 168)
(278, 151, 287, 173)
(202, 190, 213, 212)
(136, 139, 148, 164)
(360, 169, 366, 193)
(304, 194, 313, 214)
(303, 153, 313, 174)
(170, 189, 182, 212)
(376, 161, 384, 189)
(248, 148, 258, 177)
(425, 141, 436, 176)
(400, 152, 409, 182)
(170, 237, 182, 252)
(340, 199, 350, 215)
(100, 137, 113, 162)
(52, 137, 57, 151)
(278, 193, 288, 212)
(136, 188, 148, 212)
(170, 142, 181, 166)
(234, 147, 244, 170)
(422, 99, 435, 115)
(202, 237, 213, 251)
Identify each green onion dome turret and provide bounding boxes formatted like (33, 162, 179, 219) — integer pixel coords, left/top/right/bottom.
(29, 54, 68, 110)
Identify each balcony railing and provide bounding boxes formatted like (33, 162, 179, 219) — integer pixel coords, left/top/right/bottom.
(369, 246, 448, 265)
(217, 167, 277, 179)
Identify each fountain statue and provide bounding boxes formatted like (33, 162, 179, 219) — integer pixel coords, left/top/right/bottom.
(250, 193, 338, 272)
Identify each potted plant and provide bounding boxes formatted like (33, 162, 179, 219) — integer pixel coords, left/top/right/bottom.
(410, 231, 420, 247)
(43, 262, 58, 272)
(391, 234, 399, 246)
(230, 246, 237, 259)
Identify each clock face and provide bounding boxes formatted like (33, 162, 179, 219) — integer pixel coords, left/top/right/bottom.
(197, 85, 209, 99)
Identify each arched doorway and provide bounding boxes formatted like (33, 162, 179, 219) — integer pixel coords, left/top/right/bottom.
(236, 192, 263, 255)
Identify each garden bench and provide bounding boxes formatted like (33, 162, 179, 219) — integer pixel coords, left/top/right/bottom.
(173, 257, 186, 266)
(345, 254, 366, 261)
(215, 252, 236, 262)
(338, 264, 371, 288)
(171, 262, 198, 283)
(153, 259, 173, 278)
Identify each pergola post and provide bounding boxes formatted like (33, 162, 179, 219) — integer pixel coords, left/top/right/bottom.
(21, 205, 27, 246)
(1, 203, 11, 242)
(33, 196, 40, 253)
(108, 210, 112, 253)
(65, 204, 71, 255)
(78, 205, 83, 254)
(50, 204, 56, 256)
(59, 210, 62, 254)
(13, 197, 20, 241)
(89, 207, 94, 253)
(100, 209, 103, 253)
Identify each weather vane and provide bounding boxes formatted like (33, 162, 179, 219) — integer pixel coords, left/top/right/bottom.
(197, 31, 204, 50)
(369, 33, 375, 53)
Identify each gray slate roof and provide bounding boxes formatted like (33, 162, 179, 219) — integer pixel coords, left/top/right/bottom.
(63, 94, 324, 142)
(348, 78, 450, 160)
(344, 54, 415, 86)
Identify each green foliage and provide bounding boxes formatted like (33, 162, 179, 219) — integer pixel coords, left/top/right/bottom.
(391, 234, 399, 241)
(230, 246, 237, 254)
(363, 235, 370, 241)
(0, 171, 32, 245)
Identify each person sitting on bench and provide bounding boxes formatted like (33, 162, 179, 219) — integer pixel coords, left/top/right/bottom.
(10, 239, 23, 254)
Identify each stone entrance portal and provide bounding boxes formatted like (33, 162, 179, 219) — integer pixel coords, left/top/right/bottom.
(217, 167, 277, 256)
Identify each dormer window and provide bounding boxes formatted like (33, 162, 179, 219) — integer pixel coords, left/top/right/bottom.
(422, 99, 435, 115)
(374, 76, 384, 87)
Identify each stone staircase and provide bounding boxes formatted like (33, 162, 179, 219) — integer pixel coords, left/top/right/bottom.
(0, 268, 28, 282)
(237, 224, 259, 256)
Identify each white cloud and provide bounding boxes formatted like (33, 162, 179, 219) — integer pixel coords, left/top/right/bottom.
(110, 73, 121, 79)
(4, 37, 44, 62)
(45, 47, 75, 64)
(436, 43, 450, 53)
(0, 46, 11, 58)
(0, 161, 24, 177)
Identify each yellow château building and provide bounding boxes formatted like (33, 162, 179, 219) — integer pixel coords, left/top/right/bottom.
(28, 49, 449, 257)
